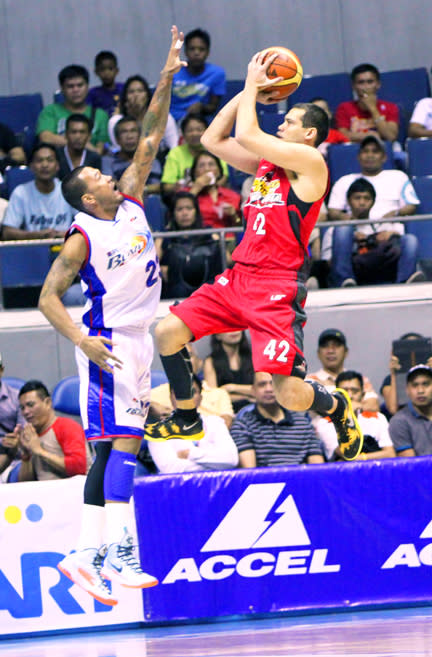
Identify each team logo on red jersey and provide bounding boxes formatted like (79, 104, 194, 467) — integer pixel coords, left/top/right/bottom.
(247, 171, 283, 207)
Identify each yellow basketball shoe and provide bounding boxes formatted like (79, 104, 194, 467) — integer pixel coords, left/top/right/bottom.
(331, 388, 364, 460)
(145, 411, 204, 442)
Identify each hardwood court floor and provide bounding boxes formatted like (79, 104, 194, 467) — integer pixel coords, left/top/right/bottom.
(2, 606, 432, 657)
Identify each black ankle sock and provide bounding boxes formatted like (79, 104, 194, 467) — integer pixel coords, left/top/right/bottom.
(175, 407, 199, 422)
(160, 347, 193, 401)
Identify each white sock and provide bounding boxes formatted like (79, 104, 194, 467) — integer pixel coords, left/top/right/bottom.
(105, 502, 131, 546)
(75, 504, 105, 552)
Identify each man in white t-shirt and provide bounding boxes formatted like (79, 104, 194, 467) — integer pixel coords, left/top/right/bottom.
(408, 97, 432, 138)
(323, 135, 420, 284)
(315, 369, 396, 461)
(2, 143, 75, 240)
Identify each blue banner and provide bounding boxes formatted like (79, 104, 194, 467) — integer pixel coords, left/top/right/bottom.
(134, 458, 432, 622)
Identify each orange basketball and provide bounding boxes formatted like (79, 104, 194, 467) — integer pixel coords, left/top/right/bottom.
(260, 46, 303, 100)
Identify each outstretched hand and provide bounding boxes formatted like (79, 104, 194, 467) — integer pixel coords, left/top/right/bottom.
(162, 25, 187, 76)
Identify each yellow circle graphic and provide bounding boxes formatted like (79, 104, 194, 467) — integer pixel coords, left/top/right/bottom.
(4, 506, 22, 524)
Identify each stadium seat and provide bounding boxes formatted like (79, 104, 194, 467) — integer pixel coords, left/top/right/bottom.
(144, 194, 166, 232)
(258, 112, 285, 136)
(5, 165, 34, 198)
(3, 377, 26, 391)
(327, 141, 394, 183)
(52, 376, 80, 416)
(151, 370, 168, 388)
(406, 138, 432, 177)
(0, 93, 43, 155)
(286, 72, 352, 113)
(380, 68, 431, 120)
(408, 176, 432, 261)
(0, 244, 53, 288)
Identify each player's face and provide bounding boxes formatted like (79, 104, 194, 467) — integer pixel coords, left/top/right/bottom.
(174, 198, 197, 228)
(277, 108, 308, 143)
(253, 372, 277, 405)
(66, 122, 90, 151)
(406, 375, 432, 409)
(348, 191, 375, 219)
(185, 37, 209, 68)
(19, 391, 51, 432)
(79, 167, 123, 209)
(117, 121, 140, 154)
(30, 148, 59, 182)
(358, 144, 386, 175)
(96, 59, 118, 86)
(338, 378, 364, 403)
(194, 155, 220, 182)
(318, 340, 347, 371)
(126, 81, 149, 111)
(352, 72, 380, 100)
(62, 76, 89, 106)
(183, 119, 206, 147)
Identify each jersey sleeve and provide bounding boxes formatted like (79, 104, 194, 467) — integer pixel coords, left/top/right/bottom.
(334, 102, 352, 130)
(2, 186, 25, 228)
(36, 104, 59, 135)
(53, 417, 88, 475)
(410, 98, 429, 125)
(388, 413, 413, 453)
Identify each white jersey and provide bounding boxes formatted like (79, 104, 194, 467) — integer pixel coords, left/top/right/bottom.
(69, 195, 161, 330)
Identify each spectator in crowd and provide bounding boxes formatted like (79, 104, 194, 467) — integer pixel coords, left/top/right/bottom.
(57, 114, 102, 180)
(329, 178, 421, 287)
(36, 64, 109, 155)
(87, 50, 124, 117)
(324, 135, 421, 283)
(103, 117, 163, 196)
(108, 75, 178, 156)
(161, 112, 229, 202)
(186, 150, 242, 229)
(335, 63, 399, 143)
(155, 191, 223, 299)
(170, 27, 226, 123)
(381, 332, 432, 418)
(315, 370, 395, 461)
(310, 97, 349, 158)
(389, 364, 432, 456)
(148, 374, 238, 473)
(150, 343, 234, 429)
(0, 121, 26, 172)
(16, 380, 90, 481)
(231, 371, 324, 467)
(203, 331, 255, 413)
(308, 328, 379, 412)
(408, 94, 432, 138)
(2, 143, 75, 240)
(0, 353, 24, 480)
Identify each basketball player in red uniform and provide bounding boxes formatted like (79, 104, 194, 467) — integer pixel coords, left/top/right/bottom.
(146, 51, 363, 460)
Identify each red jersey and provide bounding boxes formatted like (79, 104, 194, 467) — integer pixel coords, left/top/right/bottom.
(335, 99, 399, 134)
(232, 159, 327, 277)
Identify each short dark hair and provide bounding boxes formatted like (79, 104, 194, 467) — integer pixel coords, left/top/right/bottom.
(19, 380, 50, 399)
(292, 103, 329, 147)
(119, 75, 151, 116)
(114, 116, 140, 141)
(29, 142, 58, 163)
(351, 63, 380, 82)
(190, 150, 223, 182)
(95, 50, 118, 68)
(61, 166, 88, 212)
(65, 113, 93, 132)
(185, 28, 210, 50)
(347, 177, 376, 202)
(180, 112, 208, 134)
(335, 370, 364, 389)
(58, 64, 89, 86)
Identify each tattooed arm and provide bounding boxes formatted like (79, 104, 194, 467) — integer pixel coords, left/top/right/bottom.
(38, 233, 122, 372)
(119, 25, 186, 199)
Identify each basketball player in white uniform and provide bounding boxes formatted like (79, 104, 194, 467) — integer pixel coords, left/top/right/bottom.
(38, 26, 186, 606)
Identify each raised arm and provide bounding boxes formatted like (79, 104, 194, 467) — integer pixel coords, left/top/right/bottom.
(119, 26, 186, 199)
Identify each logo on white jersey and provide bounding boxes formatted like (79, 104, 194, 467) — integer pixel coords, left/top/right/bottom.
(162, 484, 340, 583)
(381, 518, 432, 570)
(107, 230, 153, 270)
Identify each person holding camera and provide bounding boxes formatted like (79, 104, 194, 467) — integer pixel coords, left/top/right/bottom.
(328, 176, 421, 287)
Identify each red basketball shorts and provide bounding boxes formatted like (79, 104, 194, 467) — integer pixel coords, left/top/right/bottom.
(171, 266, 308, 377)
